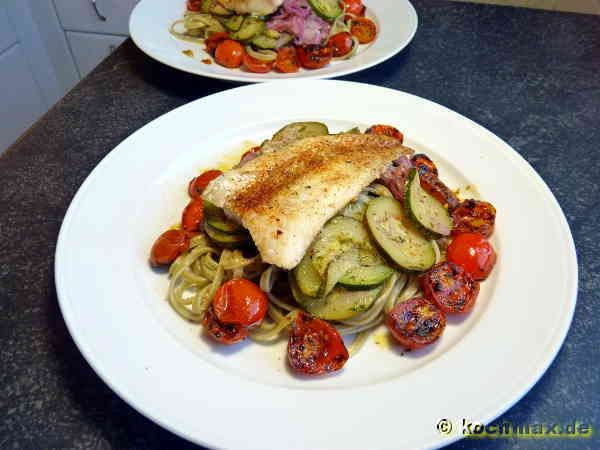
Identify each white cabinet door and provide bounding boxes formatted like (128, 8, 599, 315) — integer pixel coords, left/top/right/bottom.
(0, 5, 17, 51)
(66, 31, 126, 78)
(54, 0, 140, 35)
(0, 44, 46, 152)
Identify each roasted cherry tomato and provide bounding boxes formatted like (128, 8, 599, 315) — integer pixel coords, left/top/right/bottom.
(274, 47, 299, 73)
(149, 229, 190, 266)
(186, 0, 202, 11)
(328, 32, 354, 57)
(188, 170, 222, 198)
(452, 199, 496, 238)
(419, 173, 460, 211)
(420, 261, 480, 314)
(447, 233, 497, 281)
(350, 17, 377, 44)
(365, 124, 404, 143)
(288, 312, 349, 375)
(296, 44, 333, 70)
(412, 153, 438, 177)
(386, 297, 446, 350)
(204, 32, 229, 55)
(240, 146, 261, 164)
(203, 306, 249, 344)
(242, 53, 274, 73)
(341, 0, 365, 16)
(214, 39, 244, 68)
(181, 198, 204, 232)
(212, 279, 268, 327)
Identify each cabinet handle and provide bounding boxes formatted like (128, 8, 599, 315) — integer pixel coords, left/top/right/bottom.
(91, 0, 107, 21)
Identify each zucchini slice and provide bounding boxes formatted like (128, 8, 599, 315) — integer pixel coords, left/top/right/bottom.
(366, 197, 436, 271)
(250, 34, 278, 49)
(320, 249, 360, 297)
(339, 264, 394, 289)
(204, 222, 248, 248)
(405, 169, 453, 237)
(260, 121, 329, 153)
(223, 15, 244, 31)
(231, 16, 265, 41)
(310, 216, 372, 277)
(271, 121, 329, 144)
(294, 254, 322, 297)
(307, 0, 342, 20)
(290, 274, 381, 321)
(203, 201, 245, 234)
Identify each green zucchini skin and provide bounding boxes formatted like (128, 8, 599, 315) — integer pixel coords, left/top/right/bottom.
(203, 201, 245, 234)
(203, 222, 248, 248)
(231, 17, 265, 41)
(366, 196, 436, 272)
(294, 254, 322, 297)
(307, 0, 342, 20)
(223, 15, 244, 31)
(338, 264, 394, 289)
(250, 34, 278, 49)
(290, 274, 381, 320)
(405, 169, 453, 238)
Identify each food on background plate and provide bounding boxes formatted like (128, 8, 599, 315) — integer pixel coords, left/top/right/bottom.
(150, 122, 498, 376)
(170, 0, 378, 73)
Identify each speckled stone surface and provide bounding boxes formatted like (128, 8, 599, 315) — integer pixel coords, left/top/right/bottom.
(1, 1, 598, 449)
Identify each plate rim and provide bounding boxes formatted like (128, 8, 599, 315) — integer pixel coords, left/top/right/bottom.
(128, 0, 419, 83)
(55, 80, 578, 449)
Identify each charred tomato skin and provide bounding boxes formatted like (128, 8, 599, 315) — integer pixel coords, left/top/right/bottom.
(296, 44, 333, 70)
(288, 312, 349, 375)
(386, 297, 446, 349)
(420, 261, 480, 314)
(411, 153, 438, 177)
(365, 124, 404, 143)
(203, 306, 249, 344)
(452, 199, 496, 238)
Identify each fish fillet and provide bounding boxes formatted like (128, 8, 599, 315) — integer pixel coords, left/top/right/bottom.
(217, 0, 283, 15)
(203, 134, 413, 269)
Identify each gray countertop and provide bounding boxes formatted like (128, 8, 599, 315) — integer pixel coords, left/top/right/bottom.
(1, 0, 599, 448)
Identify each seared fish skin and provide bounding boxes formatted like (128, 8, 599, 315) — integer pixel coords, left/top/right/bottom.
(217, 0, 283, 15)
(203, 134, 413, 269)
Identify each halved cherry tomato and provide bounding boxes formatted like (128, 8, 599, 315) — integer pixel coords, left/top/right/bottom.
(296, 44, 333, 70)
(386, 297, 446, 350)
(420, 261, 480, 314)
(203, 306, 249, 344)
(204, 32, 229, 55)
(447, 233, 497, 281)
(341, 0, 365, 16)
(149, 229, 190, 266)
(288, 312, 349, 375)
(186, 0, 202, 11)
(328, 32, 354, 58)
(350, 17, 377, 44)
(240, 146, 261, 164)
(412, 153, 438, 177)
(420, 173, 460, 211)
(452, 199, 496, 238)
(212, 279, 268, 327)
(181, 198, 204, 232)
(188, 170, 222, 198)
(215, 39, 244, 68)
(274, 47, 299, 73)
(242, 53, 274, 73)
(365, 124, 404, 143)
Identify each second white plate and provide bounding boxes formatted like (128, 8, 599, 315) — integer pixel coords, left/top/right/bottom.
(129, 0, 418, 82)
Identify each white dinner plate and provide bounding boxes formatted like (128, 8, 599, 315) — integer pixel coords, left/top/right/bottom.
(55, 80, 577, 450)
(129, 0, 418, 82)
